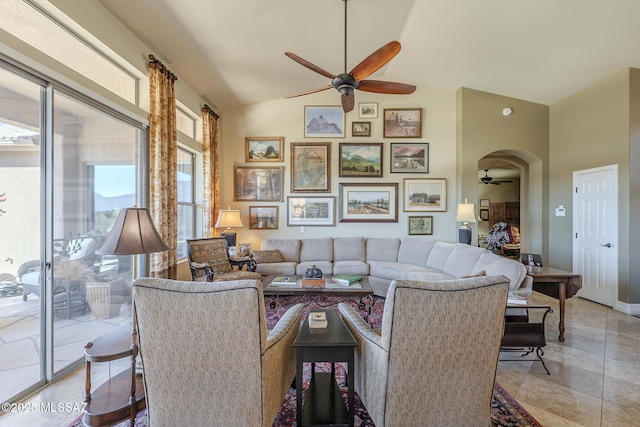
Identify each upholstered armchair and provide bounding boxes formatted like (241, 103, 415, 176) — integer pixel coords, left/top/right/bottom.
(186, 237, 261, 282)
(133, 277, 303, 427)
(338, 276, 509, 427)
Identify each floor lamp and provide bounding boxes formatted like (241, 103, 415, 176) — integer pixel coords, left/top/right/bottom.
(95, 207, 168, 335)
(456, 199, 477, 245)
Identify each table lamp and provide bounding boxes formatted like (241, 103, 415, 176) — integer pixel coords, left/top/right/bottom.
(455, 198, 477, 245)
(95, 207, 168, 334)
(215, 207, 244, 248)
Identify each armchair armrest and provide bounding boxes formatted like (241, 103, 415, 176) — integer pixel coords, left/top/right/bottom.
(338, 303, 384, 349)
(189, 262, 214, 281)
(262, 303, 304, 420)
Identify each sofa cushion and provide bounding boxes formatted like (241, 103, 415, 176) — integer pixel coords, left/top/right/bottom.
(260, 239, 301, 262)
(333, 237, 365, 261)
(255, 262, 297, 276)
(300, 238, 333, 262)
(252, 249, 284, 264)
(477, 253, 526, 291)
(397, 238, 435, 266)
(366, 238, 400, 262)
(442, 244, 485, 278)
(426, 242, 456, 270)
(405, 270, 456, 281)
(333, 260, 369, 275)
(368, 261, 434, 280)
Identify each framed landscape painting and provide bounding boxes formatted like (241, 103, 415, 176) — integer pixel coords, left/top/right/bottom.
(290, 142, 331, 192)
(358, 102, 378, 119)
(390, 142, 429, 173)
(403, 178, 446, 212)
(287, 196, 335, 226)
(351, 121, 371, 137)
(304, 106, 345, 138)
(339, 143, 383, 177)
(245, 137, 284, 162)
(383, 108, 422, 138)
(249, 206, 278, 229)
(233, 166, 283, 201)
(339, 183, 398, 223)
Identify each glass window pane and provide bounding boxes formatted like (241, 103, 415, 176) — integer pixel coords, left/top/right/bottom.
(0, 66, 43, 403)
(52, 90, 141, 374)
(176, 107, 195, 139)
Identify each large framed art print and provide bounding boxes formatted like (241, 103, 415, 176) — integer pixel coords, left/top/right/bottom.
(338, 183, 398, 223)
(233, 166, 284, 202)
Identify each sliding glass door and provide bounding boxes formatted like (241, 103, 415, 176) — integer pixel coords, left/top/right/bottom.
(0, 61, 145, 403)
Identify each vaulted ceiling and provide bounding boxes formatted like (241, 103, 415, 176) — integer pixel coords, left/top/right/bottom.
(97, 0, 640, 111)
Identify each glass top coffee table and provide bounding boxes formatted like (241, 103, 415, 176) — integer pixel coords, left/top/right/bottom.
(261, 275, 374, 317)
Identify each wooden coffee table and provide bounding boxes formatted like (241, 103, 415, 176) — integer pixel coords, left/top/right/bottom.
(262, 275, 374, 318)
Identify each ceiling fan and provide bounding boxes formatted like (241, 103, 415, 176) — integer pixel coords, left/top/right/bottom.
(479, 169, 514, 185)
(284, 0, 416, 113)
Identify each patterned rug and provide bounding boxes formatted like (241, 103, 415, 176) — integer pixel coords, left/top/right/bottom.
(67, 295, 541, 427)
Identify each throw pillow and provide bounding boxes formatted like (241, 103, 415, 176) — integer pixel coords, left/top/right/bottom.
(253, 249, 284, 264)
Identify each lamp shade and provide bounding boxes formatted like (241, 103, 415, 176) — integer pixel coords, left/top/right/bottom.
(214, 209, 244, 229)
(455, 202, 477, 224)
(96, 207, 168, 255)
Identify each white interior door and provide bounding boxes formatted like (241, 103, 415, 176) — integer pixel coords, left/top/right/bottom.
(573, 165, 618, 306)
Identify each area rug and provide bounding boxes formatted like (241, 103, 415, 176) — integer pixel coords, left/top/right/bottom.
(67, 295, 541, 427)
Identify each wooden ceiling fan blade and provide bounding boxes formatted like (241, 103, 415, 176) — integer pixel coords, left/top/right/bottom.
(350, 41, 401, 82)
(357, 80, 416, 94)
(341, 92, 355, 113)
(285, 51, 335, 79)
(285, 85, 332, 98)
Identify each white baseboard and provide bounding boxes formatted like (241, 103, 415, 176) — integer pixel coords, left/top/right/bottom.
(614, 300, 640, 315)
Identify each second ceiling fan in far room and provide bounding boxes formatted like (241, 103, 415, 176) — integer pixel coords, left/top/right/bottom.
(284, 0, 416, 113)
(479, 169, 514, 185)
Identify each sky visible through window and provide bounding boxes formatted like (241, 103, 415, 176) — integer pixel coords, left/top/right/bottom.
(94, 165, 135, 197)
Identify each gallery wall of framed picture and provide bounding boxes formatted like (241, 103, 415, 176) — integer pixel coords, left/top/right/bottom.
(229, 102, 458, 238)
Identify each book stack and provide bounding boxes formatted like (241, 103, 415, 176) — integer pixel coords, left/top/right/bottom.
(308, 311, 327, 328)
(301, 278, 325, 288)
(331, 274, 363, 286)
(271, 276, 300, 285)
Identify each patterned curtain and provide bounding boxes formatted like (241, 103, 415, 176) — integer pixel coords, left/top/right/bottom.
(202, 104, 220, 237)
(148, 54, 177, 278)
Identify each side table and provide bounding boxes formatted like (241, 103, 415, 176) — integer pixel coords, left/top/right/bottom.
(83, 325, 145, 426)
(501, 304, 553, 375)
(293, 309, 358, 427)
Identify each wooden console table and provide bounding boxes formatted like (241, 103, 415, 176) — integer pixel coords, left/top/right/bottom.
(527, 266, 582, 342)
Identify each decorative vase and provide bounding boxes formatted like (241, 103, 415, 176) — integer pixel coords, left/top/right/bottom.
(305, 265, 322, 278)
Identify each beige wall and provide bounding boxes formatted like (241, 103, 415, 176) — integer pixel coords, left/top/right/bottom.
(550, 69, 632, 303)
(456, 88, 549, 253)
(221, 86, 457, 249)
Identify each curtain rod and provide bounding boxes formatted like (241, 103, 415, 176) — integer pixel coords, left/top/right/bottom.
(202, 104, 220, 120)
(148, 54, 177, 81)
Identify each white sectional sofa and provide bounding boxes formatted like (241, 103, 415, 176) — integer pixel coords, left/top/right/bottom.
(253, 237, 531, 297)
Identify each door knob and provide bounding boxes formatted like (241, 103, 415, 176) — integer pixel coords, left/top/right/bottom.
(600, 243, 612, 248)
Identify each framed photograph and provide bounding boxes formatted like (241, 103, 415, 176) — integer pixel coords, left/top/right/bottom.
(339, 183, 398, 223)
(403, 178, 447, 212)
(287, 196, 335, 226)
(249, 206, 278, 229)
(352, 121, 371, 137)
(480, 199, 490, 207)
(339, 143, 383, 177)
(390, 142, 429, 173)
(383, 108, 423, 138)
(304, 106, 345, 138)
(245, 137, 284, 162)
(290, 142, 331, 192)
(358, 102, 378, 119)
(408, 216, 433, 235)
(233, 166, 283, 201)
(479, 209, 489, 221)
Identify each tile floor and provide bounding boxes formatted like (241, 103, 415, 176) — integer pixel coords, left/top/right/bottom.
(1, 291, 639, 426)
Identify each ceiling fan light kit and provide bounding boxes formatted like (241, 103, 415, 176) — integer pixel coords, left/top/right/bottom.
(479, 169, 514, 185)
(284, 0, 416, 112)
